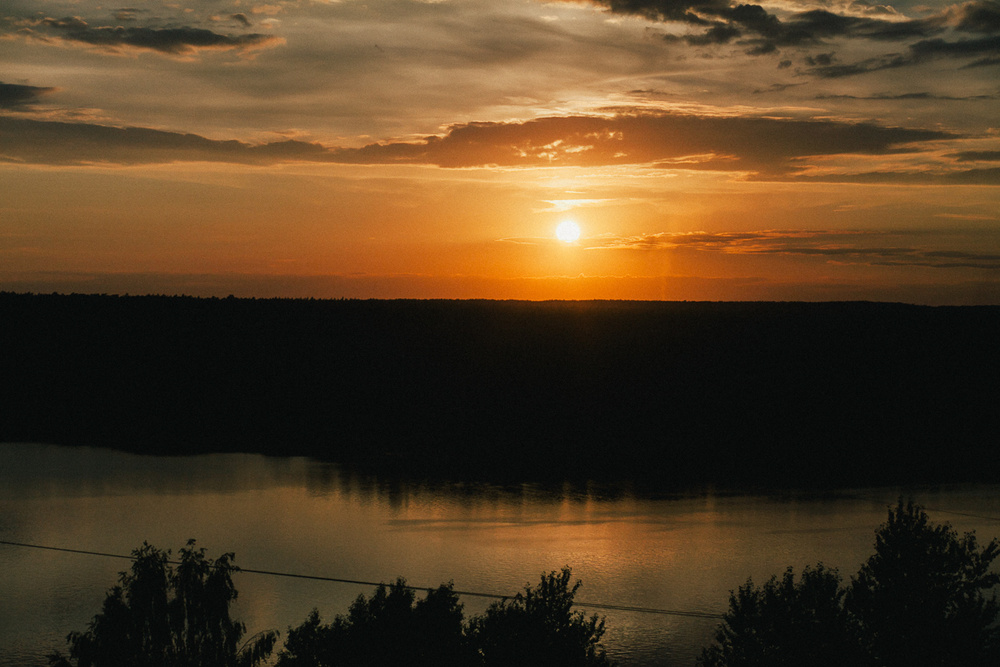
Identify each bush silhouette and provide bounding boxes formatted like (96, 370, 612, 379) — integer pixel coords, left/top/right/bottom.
(277, 567, 614, 667)
(699, 499, 1000, 667)
(48, 541, 277, 667)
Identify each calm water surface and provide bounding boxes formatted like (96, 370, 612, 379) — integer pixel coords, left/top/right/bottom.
(2, 443, 1000, 666)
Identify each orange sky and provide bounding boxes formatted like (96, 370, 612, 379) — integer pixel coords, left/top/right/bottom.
(2, 0, 999, 302)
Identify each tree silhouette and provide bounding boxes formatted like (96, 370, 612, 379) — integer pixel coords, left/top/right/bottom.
(698, 564, 855, 667)
(277, 567, 613, 667)
(469, 567, 614, 667)
(700, 500, 1000, 667)
(48, 541, 277, 667)
(846, 499, 1000, 667)
(277, 579, 472, 667)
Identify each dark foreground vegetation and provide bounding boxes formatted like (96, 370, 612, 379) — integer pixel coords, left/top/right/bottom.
(3, 292, 1000, 487)
(49, 501, 1000, 667)
(49, 547, 612, 667)
(699, 500, 1000, 667)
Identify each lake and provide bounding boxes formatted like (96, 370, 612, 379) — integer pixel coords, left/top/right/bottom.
(2, 442, 1000, 666)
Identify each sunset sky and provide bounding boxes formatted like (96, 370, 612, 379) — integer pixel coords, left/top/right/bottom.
(2, 0, 999, 302)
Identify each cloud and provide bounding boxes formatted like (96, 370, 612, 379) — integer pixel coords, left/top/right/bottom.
(10, 15, 282, 56)
(572, 0, 947, 55)
(586, 229, 882, 250)
(568, 0, 1000, 70)
(585, 229, 1000, 269)
(749, 9, 942, 52)
(538, 199, 616, 212)
(782, 166, 1000, 185)
(112, 8, 142, 22)
(0, 82, 56, 108)
(952, 0, 1000, 33)
(328, 113, 949, 174)
(950, 150, 1000, 161)
(816, 91, 999, 101)
(912, 34, 1000, 56)
(801, 34, 1000, 76)
(0, 113, 954, 178)
(0, 117, 329, 166)
(874, 257, 1000, 269)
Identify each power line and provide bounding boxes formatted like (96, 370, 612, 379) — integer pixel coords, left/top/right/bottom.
(0, 539, 723, 620)
(920, 506, 1000, 523)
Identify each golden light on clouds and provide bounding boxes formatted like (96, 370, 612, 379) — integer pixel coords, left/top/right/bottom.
(0, 0, 998, 302)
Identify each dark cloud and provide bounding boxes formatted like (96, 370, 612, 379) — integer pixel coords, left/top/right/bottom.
(924, 250, 1000, 260)
(681, 22, 741, 45)
(20, 16, 281, 56)
(817, 91, 998, 100)
(586, 229, 894, 251)
(954, 0, 1000, 33)
(600, 0, 732, 23)
(231, 14, 252, 28)
(911, 34, 1000, 57)
(964, 55, 1000, 65)
(752, 81, 806, 94)
(0, 113, 954, 179)
(951, 150, 1000, 161)
(805, 53, 907, 76)
(329, 113, 949, 174)
(0, 117, 328, 166)
(0, 82, 56, 108)
(805, 35, 1000, 76)
(577, 0, 946, 55)
(785, 167, 1000, 185)
(586, 229, 1000, 269)
(735, 10, 945, 54)
(574, 0, 1000, 72)
(874, 259, 1000, 269)
(805, 52, 836, 66)
(776, 9, 940, 43)
(950, 166, 1000, 183)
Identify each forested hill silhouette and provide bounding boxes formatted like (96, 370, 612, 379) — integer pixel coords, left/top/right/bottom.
(3, 292, 998, 487)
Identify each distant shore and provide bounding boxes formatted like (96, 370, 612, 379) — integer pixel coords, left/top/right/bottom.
(3, 292, 999, 489)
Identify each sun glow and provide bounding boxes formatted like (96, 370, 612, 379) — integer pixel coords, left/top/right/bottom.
(556, 220, 581, 243)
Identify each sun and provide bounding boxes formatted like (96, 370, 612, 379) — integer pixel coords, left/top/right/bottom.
(555, 220, 581, 243)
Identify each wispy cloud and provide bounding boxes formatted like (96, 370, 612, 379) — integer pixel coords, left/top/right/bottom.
(566, 0, 1000, 75)
(584, 229, 1000, 268)
(950, 150, 1000, 161)
(816, 91, 999, 101)
(4, 15, 283, 57)
(803, 34, 1000, 77)
(0, 117, 328, 165)
(569, 0, 948, 53)
(537, 199, 616, 212)
(0, 82, 56, 108)
(785, 167, 1000, 185)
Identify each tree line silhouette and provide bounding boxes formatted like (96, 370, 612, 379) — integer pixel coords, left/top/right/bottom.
(3, 292, 1000, 487)
(49, 547, 612, 667)
(49, 500, 1000, 666)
